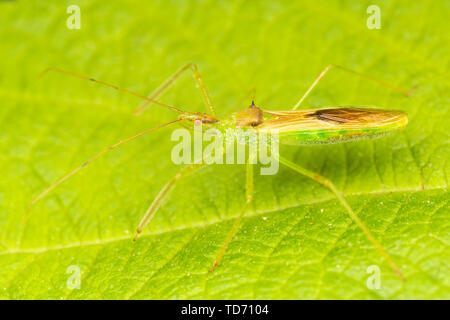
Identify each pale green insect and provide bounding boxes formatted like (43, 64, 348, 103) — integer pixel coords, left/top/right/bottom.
(25, 63, 411, 278)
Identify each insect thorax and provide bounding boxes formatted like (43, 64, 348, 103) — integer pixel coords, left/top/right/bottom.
(235, 103, 264, 127)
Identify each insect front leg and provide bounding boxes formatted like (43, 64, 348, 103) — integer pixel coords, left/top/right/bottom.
(209, 152, 255, 272)
(133, 162, 206, 240)
(276, 155, 405, 279)
(23, 119, 183, 225)
(135, 63, 216, 115)
(292, 64, 413, 110)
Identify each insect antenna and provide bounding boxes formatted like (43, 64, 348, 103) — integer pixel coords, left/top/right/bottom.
(40, 68, 194, 115)
(23, 118, 183, 226)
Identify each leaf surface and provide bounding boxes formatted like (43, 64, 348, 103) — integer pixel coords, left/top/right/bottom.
(0, 0, 448, 299)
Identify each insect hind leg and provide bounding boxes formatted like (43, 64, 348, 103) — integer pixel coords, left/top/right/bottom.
(292, 64, 413, 110)
(277, 155, 405, 279)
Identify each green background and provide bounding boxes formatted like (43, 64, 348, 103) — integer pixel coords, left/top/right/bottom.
(0, 0, 448, 299)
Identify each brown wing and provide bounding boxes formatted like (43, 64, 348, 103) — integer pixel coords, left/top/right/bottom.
(259, 107, 408, 131)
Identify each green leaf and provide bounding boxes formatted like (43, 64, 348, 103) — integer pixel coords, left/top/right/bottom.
(0, 0, 448, 299)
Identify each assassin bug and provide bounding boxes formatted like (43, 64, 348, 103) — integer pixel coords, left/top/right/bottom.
(25, 63, 412, 278)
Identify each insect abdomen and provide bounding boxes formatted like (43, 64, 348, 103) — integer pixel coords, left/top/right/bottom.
(279, 128, 388, 145)
(279, 118, 408, 145)
(263, 107, 408, 145)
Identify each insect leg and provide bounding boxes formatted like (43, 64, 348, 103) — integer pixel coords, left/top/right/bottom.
(133, 162, 207, 240)
(39, 68, 186, 114)
(135, 63, 216, 116)
(23, 119, 182, 225)
(292, 64, 413, 110)
(134, 139, 226, 239)
(277, 155, 405, 279)
(209, 152, 255, 272)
